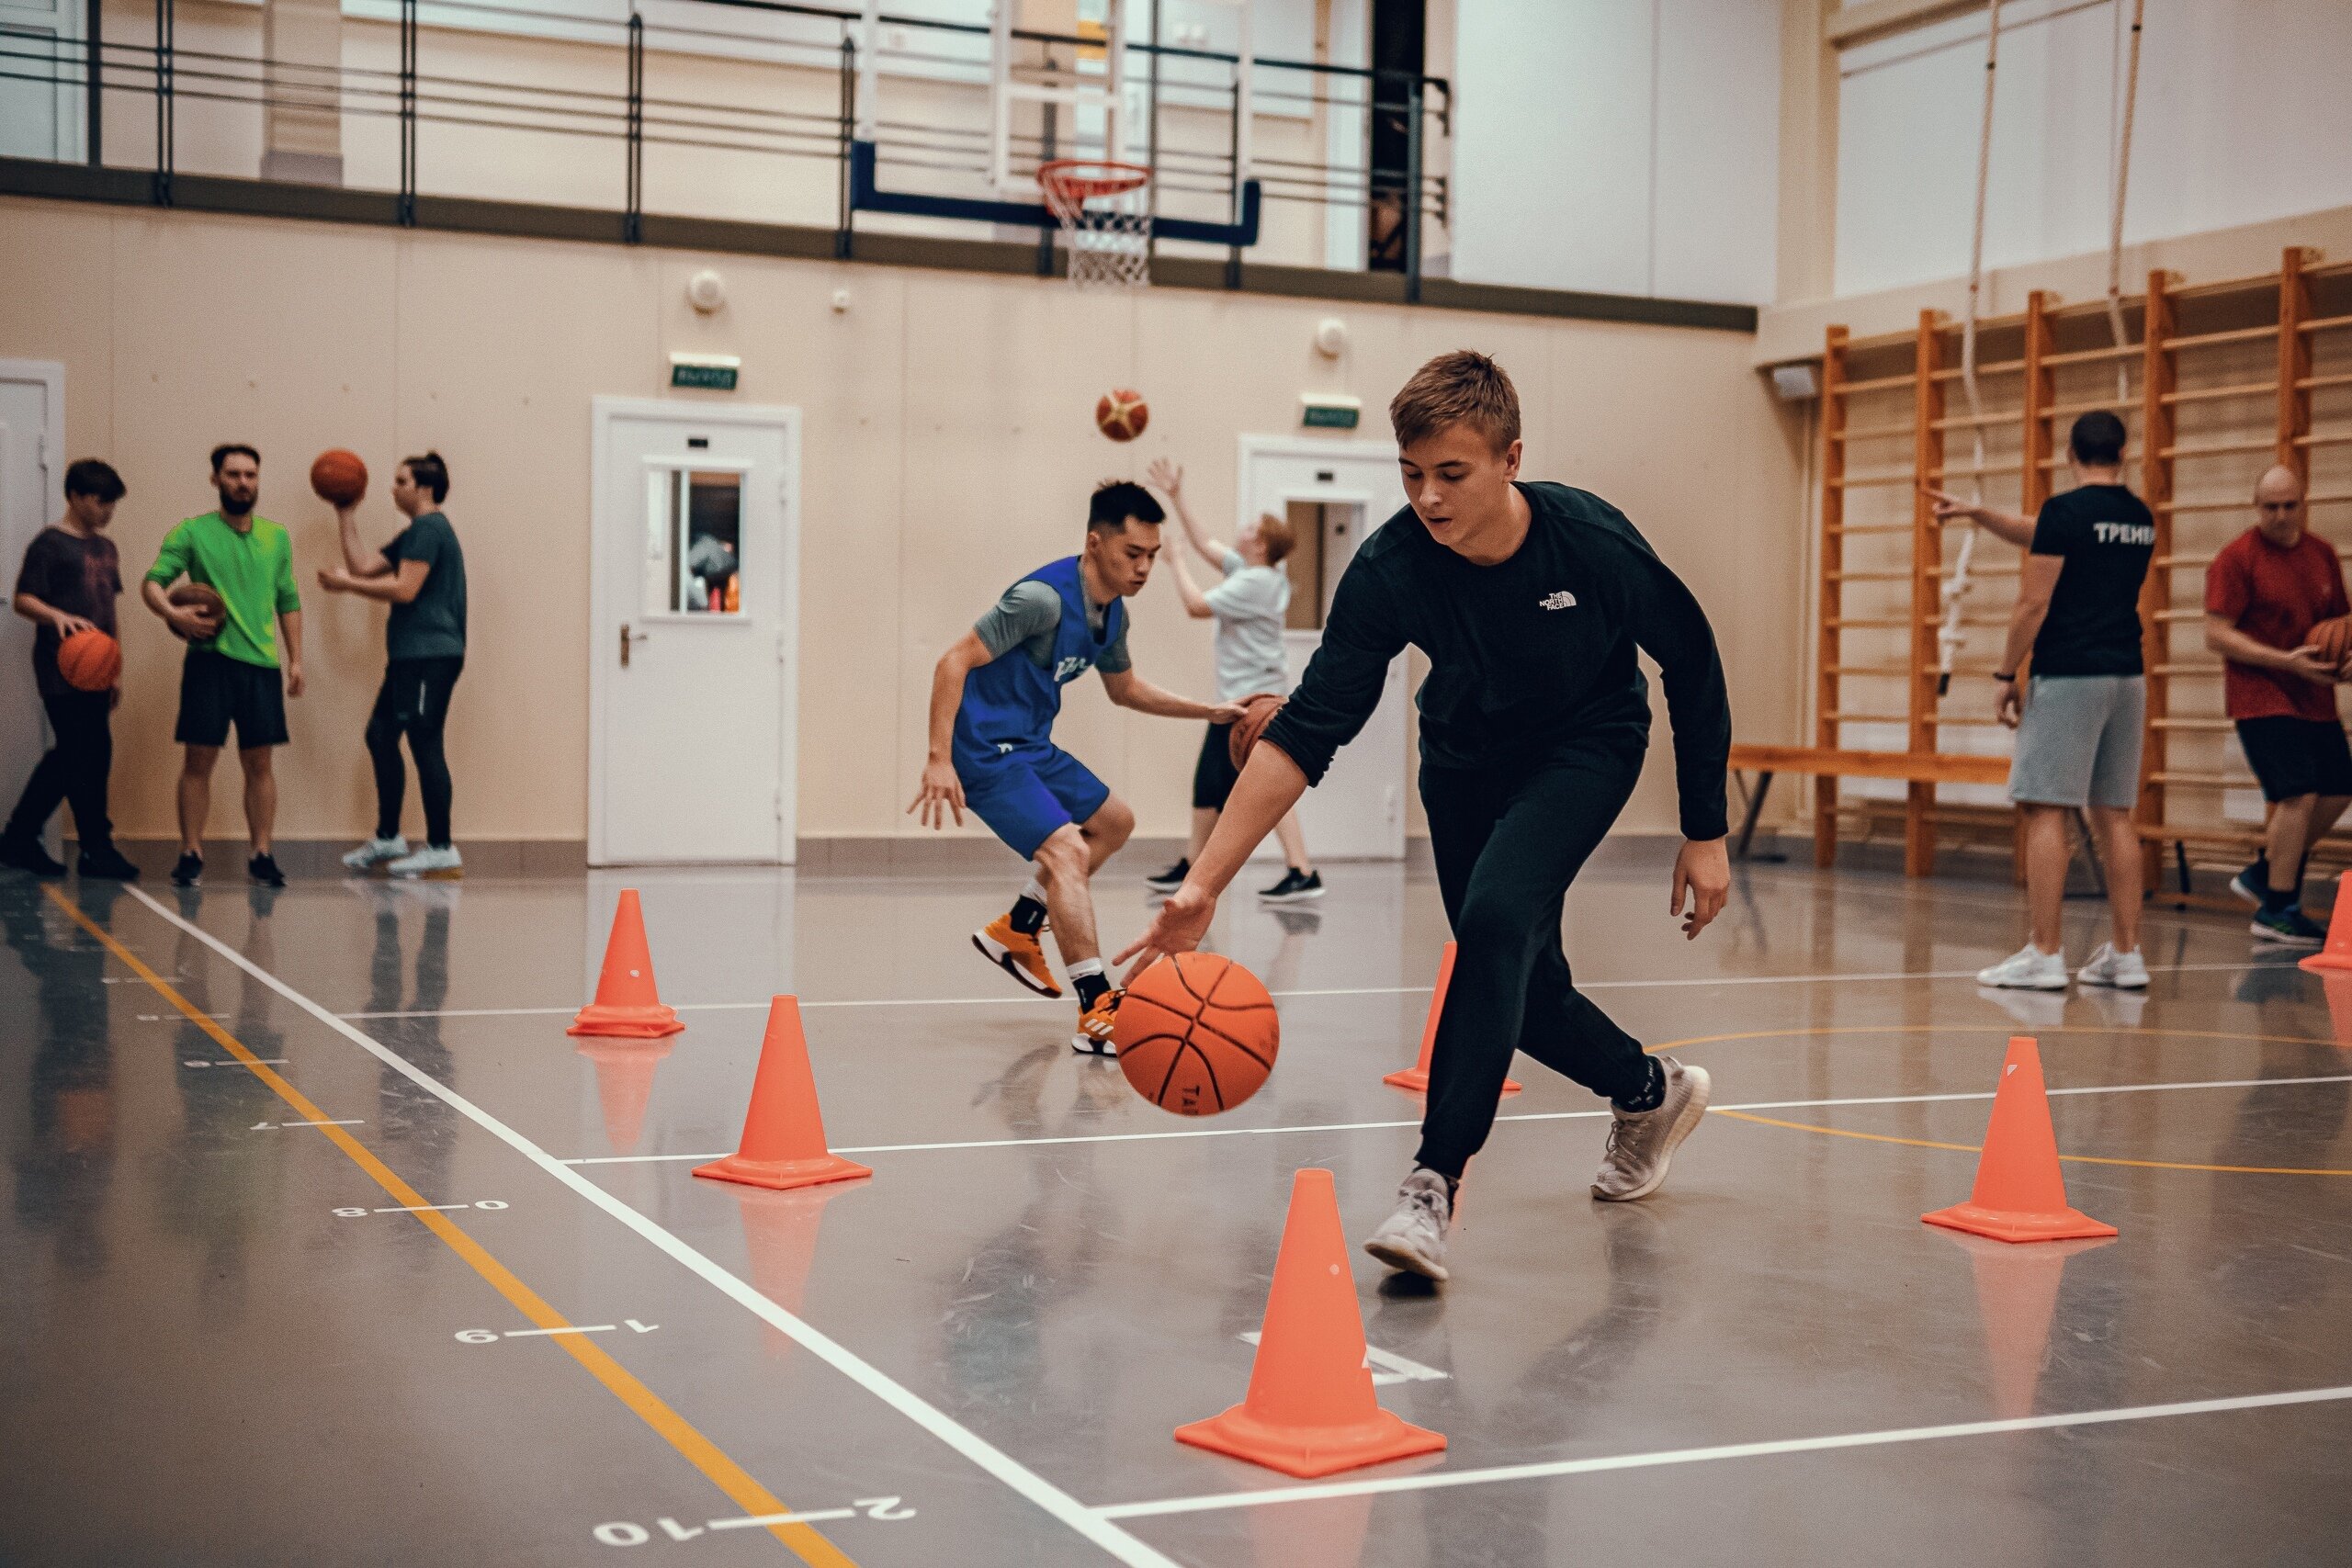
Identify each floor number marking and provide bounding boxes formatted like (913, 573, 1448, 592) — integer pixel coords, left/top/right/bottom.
(594, 1496, 916, 1545)
(332, 1200, 509, 1218)
(457, 1319, 659, 1345)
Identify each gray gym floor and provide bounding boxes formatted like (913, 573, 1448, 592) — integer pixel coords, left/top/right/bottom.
(5, 848, 2350, 1566)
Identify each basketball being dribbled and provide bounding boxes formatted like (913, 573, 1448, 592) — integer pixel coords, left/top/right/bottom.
(1096, 389, 1149, 442)
(2310, 614, 2352, 668)
(1114, 952, 1278, 1116)
(1228, 692, 1286, 770)
(56, 629, 121, 692)
(310, 448, 368, 506)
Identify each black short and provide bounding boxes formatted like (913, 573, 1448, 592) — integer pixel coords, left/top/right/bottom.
(1192, 720, 1241, 811)
(2234, 716, 2352, 802)
(175, 648, 288, 750)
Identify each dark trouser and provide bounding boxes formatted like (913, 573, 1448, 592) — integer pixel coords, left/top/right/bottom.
(1414, 735, 1653, 1179)
(365, 657, 463, 847)
(5, 689, 114, 852)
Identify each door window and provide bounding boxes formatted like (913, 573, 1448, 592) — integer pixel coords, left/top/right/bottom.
(645, 467, 745, 615)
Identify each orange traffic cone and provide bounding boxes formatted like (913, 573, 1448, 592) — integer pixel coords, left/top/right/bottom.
(569, 889, 684, 1038)
(2301, 873, 2352, 972)
(1174, 1168, 1445, 1477)
(1923, 1036, 2117, 1244)
(694, 997, 871, 1191)
(575, 1036, 673, 1155)
(1384, 942, 1521, 1095)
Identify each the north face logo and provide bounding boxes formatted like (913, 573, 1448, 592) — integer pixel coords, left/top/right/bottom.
(1540, 590, 1577, 611)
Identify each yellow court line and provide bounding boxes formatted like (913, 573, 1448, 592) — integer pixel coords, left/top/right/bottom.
(1711, 1107, 2352, 1178)
(48, 886, 855, 1567)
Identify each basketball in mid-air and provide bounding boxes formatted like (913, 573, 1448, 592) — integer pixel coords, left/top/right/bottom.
(57, 628, 121, 692)
(1096, 389, 1149, 442)
(310, 448, 368, 506)
(1114, 952, 1278, 1116)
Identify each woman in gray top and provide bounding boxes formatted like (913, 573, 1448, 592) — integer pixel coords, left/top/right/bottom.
(1144, 459, 1322, 903)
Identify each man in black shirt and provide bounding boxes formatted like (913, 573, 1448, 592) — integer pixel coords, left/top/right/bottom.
(1931, 411, 2154, 991)
(1119, 352, 1732, 1281)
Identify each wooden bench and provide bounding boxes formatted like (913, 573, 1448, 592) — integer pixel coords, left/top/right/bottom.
(1727, 743, 2012, 871)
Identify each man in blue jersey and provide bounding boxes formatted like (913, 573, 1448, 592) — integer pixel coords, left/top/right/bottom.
(910, 481, 1244, 1052)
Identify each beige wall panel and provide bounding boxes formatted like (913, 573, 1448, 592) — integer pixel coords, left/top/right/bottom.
(0, 201, 116, 459)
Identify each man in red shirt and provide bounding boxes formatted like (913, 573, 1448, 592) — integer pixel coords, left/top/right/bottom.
(2203, 465, 2352, 944)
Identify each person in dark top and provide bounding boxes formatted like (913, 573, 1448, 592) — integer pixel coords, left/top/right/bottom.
(318, 451, 468, 879)
(1119, 351, 1733, 1282)
(2, 459, 140, 879)
(1932, 410, 2154, 990)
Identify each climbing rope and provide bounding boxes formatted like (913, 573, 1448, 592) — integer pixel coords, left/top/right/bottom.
(2104, 0, 2146, 400)
(1935, 0, 2002, 697)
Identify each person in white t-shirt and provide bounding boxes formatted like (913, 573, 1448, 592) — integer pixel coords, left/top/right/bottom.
(1144, 459, 1323, 903)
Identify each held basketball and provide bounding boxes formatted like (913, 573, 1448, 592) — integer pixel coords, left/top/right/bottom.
(166, 581, 226, 642)
(1227, 692, 1287, 771)
(56, 628, 121, 693)
(311, 447, 368, 506)
(1114, 953, 1279, 1116)
(1095, 389, 1149, 442)
(2310, 614, 2352, 669)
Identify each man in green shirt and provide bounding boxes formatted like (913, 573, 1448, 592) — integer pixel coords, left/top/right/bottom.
(141, 444, 305, 887)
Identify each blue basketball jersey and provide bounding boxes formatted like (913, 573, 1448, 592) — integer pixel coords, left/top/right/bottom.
(953, 556, 1125, 765)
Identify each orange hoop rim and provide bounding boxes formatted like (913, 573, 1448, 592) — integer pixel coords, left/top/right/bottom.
(1036, 158, 1152, 207)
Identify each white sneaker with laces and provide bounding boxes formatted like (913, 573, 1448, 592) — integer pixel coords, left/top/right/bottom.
(386, 844, 463, 879)
(2075, 942, 2149, 990)
(1975, 943, 2069, 990)
(342, 834, 408, 872)
(1363, 1168, 1453, 1280)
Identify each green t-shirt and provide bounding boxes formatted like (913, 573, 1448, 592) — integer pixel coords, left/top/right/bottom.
(384, 511, 467, 661)
(145, 511, 301, 669)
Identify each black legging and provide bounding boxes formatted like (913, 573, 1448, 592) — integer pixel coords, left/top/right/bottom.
(1414, 732, 1655, 1179)
(366, 657, 462, 848)
(4, 689, 114, 852)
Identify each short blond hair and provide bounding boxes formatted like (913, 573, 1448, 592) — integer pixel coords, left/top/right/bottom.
(1389, 350, 1521, 454)
(1254, 512, 1295, 565)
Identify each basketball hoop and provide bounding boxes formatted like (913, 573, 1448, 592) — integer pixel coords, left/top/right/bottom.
(1037, 159, 1152, 290)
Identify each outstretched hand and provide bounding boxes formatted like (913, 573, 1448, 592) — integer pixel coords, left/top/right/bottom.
(1114, 883, 1215, 982)
(1147, 457, 1182, 497)
(1924, 487, 1981, 525)
(1670, 837, 1729, 941)
(906, 757, 966, 829)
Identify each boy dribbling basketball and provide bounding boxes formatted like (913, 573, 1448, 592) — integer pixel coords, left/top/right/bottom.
(910, 481, 1242, 1052)
(1119, 352, 1733, 1281)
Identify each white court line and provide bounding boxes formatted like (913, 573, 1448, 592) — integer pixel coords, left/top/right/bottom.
(1092, 1382, 2352, 1519)
(708, 1507, 858, 1532)
(559, 1074, 2352, 1167)
(123, 885, 1181, 1568)
(504, 1324, 615, 1338)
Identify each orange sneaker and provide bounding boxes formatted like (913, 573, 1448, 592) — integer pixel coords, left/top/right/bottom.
(973, 912, 1060, 998)
(1072, 987, 1123, 1055)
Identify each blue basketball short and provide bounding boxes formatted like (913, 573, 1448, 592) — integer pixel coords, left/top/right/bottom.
(956, 742, 1112, 861)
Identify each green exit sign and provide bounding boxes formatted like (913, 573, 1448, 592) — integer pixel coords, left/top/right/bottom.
(670, 354, 741, 391)
(1300, 395, 1361, 429)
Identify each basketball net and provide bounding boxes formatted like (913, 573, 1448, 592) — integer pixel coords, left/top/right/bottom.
(1039, 161, 1152, 290)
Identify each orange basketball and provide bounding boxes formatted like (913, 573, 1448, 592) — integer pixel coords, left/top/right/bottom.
(1114, 952, 1278, 1116)
(310, 447, 368, 506)
(1227, 692, 1286, 771)
(2311, 614, 2352, 667)
(56, 628, 120, 693)
(1095, 389, 1149, 442)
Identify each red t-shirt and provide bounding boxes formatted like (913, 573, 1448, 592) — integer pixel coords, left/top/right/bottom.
(2205, 527, 2349, 721)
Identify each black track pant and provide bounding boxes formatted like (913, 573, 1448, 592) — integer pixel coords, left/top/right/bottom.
(1414, 735, 1654, 1179)
(366, 657, 463, 848)
(5, 689, 115, 852)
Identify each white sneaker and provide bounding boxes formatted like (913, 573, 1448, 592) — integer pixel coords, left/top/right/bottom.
(386, 844, 463, 879)
(1975, 943, 2069, 990)
(342, 834, 408, 872)
(2075, 942, 2149, 990)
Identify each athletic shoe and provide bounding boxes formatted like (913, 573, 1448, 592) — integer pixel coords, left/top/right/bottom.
(342, 834, 408, 872)
(1258, 868, 1325, 904)
(1363, 1168, 1453, 1281)
(2250, 907, 2326, 947)
(170, 852, 204, 887)
(1974, 943, 2070, 990)
(972, 911, 1061, 998)
(387, 844, 463, 880)
(2229, 858, 2268, 908)
(1591, 1057, 1711, 1202)
(2075, 942, 2149, 989)
(247, 852, 287, 888)
(75, 846, 141, 881)
(1143, 858, 1191, 893)
(1072, 987, 1123, 1055)
(0, 834, 66, 876)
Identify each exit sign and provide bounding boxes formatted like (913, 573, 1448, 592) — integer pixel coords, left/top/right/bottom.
(1300, 394, 1361, 429)
(670, 353, 741, 391)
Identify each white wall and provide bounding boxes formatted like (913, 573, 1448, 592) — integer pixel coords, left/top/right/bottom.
(1449, 0, 1781, 304)
(1835, 0, 2352, 298)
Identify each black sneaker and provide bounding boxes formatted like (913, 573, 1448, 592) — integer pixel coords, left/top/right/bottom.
(1144, 857, 1191, 893)
(170, 852, 204, 886)
(0, 834, 67, 877)
(1258, 868, 1325, 904)
(247, 852, 287, 888)
(76, 846, 141, 881)
(2251, 905, 2325, 947)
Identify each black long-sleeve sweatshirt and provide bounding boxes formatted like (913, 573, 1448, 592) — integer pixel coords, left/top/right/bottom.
(1259, 480, 1732, 841)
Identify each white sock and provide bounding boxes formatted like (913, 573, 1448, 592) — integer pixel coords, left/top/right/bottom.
(1020, 876, 1046, 906)
(1066, 957, 1103, 980)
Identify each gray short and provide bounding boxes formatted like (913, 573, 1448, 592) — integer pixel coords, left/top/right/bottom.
(2008, 673, 2145, 810)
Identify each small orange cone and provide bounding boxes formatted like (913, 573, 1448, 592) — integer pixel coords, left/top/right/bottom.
(1174, 1168, 1445, 1477)
(1384, 942, 1521, 1095)
(694, 997, 871, 1191)
(569, 889, 684, 1039)
(1923, 1036, 2117, 1244)
(2301, 873, 2352, 972)
(575, 1036, 673, 1154)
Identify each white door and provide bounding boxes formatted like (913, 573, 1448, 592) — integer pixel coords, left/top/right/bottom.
(0, 0, 84, 161)
(0, 362, 64, 852)
(1238, 436, 1408, 862)
(589, 399, 799, 865)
